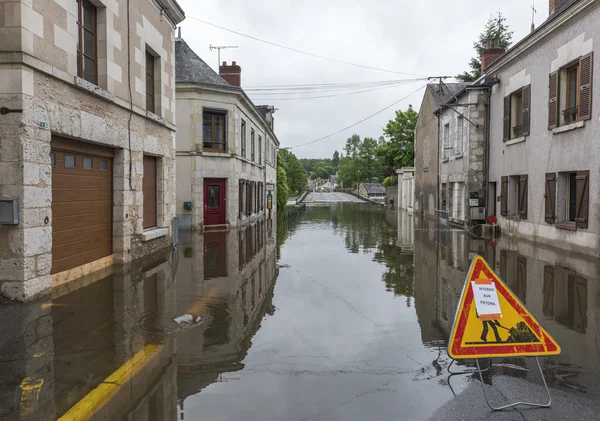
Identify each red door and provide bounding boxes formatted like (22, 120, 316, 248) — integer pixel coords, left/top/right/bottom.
(204, 179, 226, 226)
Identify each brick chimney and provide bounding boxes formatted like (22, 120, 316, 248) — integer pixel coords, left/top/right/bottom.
(219, 61, 241, 87)
(481, 38, 505, 73)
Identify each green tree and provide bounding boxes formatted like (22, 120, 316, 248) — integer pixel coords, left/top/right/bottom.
(313, 161, 334, 180)
(378, 105, 418, 169)
(279, 150, 307, 195)
(358, 137, 380, 182)
(338, 155, 357, 189)
(456, 12, 514, 82)
(332, 150, 340, 171)
(276, 152, 290, 210)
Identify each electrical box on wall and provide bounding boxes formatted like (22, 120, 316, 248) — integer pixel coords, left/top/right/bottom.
(470, 207, 485, 221)
(0, 197, 19, 225)
(184, 202, 193, 211)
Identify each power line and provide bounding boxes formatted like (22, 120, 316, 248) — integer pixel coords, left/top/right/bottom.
(249, 80, 419, 101)
(244, 78, 426, 91)
(246, 79, 428, 95)
(287, 82, 428, 149)
(186, 16, 425, 77)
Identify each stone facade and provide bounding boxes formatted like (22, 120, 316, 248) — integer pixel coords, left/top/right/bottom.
(175, 39, 279, 231)
(397, 167, 415, 213)
(0, 0, 185, 301)
(438, 87, 487, 227)
(486, 0, 600, 255)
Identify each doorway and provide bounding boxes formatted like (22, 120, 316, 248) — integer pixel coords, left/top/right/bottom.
(204, 179, 226, 226)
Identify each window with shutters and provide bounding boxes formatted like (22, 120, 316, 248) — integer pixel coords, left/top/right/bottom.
(500, 177, 508, 216)
(550, 52, 593, 129)
(146, 51, 156, 114)
(77, 0, 97, 84)
(456, 116, 464, 154)
(251, 129, 255, 161)
(556, 170, 589, 230)
(441, 183, 447, 211)
(504, 86, 531, 140)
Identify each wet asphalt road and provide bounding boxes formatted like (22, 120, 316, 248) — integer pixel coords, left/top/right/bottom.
(304, 191, 365, 203)
(1, 198, 600, 420)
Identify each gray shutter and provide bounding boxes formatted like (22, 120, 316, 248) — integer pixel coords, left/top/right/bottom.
(575, 170, 589, 229)
(548, 71, 559, 129)
(518, 175, 528, 219)
(579, 52, 593, 121)
(545, 173, 556, 224)
(522, 85, 531, 136)
(503, 96, 511, 141)
(543, 266, 555, 317)
(501, 176, 508, 216)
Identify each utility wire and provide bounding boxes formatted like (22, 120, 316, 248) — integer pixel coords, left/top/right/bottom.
(186, 16, 424, 77)
(246, 79, 427, 96)
(244, 78, 427, 91)
(287, 82, 428, 149)
(249, 80, 418, 101)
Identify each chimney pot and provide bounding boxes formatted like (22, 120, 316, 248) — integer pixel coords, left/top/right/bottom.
(222, 61, 227, 66)
(232, 61, 237, 66)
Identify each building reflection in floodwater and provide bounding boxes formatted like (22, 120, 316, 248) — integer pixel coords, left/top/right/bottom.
(413, 214, 600, 397)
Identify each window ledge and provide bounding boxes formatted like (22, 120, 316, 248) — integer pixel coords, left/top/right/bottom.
(556, 221, 577, 231)
(448, 217, 465, 226)
(441, 158, 449, 163)
(201, 151, 232, 158)
(141, 227, 169, 242)
(553, 120, 585, 135)
(506, 214, 522, 221)
(74, 77, 115, 101)
(506, 136, 526, 146)
(423, 167, 429, 173)
(147, 111, 165, 124)
(453, 153, 464, 160)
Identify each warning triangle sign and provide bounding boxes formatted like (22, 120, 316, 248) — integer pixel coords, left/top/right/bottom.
(448, 256, 561, 359)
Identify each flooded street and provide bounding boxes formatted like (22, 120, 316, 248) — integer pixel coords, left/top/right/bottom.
(2, 202, 600, 420)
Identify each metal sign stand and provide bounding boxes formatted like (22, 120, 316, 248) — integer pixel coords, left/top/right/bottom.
(447, 357, 552, 411)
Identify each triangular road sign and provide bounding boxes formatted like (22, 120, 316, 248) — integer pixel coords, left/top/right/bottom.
(448, 256, 561, 359)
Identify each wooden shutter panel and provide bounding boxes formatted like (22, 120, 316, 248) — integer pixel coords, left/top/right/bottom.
(516, 256, 527, 304)
(548, 71, 559, 129)
(543, 266, 555, 317)
(518, 175, 528, 219)
(501, 176, 508, 216)
(522, 85, 531, 136)
(579, 52, 593, 121)
(575, 170, 589, 229)
(503, 96, 511, 141)
(545, 173, 556, 224)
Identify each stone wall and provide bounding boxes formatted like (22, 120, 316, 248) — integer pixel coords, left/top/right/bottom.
(385, 187, 398, 207)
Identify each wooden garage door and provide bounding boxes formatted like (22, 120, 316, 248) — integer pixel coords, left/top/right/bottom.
(51, 138, 113, 275)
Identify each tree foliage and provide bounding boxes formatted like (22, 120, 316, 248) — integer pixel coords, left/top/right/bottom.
(332, 150, 340, 170)
(378, 105, 418, 170)
(279, 149, 307, 195)
(456, 12, 514, 82)
(313, 161, 334, 180)
(276, 152, 290, 210)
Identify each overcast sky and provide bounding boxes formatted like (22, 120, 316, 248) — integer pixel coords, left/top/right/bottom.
(177, 0, 549, 159)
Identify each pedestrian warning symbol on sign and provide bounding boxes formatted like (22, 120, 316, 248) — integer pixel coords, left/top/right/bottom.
(448, 256, 561, 359)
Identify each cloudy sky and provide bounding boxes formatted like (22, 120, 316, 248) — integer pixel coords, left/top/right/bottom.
(177, 0, 549, 159)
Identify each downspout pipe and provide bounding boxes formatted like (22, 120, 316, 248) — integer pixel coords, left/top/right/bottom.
(484, 87, 491, 219)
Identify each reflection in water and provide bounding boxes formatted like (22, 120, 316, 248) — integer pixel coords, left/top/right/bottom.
(413, 215, 600, 397)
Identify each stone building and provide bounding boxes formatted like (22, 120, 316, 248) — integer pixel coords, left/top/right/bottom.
(414, 83, 467, 218)
(397, 167, 415, 213)
(175, 38, 279, 231)
(0, 0, 185, 301)
(487, 0, 600, 255)
(438, 85, 488, 227)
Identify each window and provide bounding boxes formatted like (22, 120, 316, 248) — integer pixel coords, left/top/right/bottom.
(503, 86, 531, 140)
(443, 123, 450, 158)
(76, 0, 97, 84)
(549, 53, 593, 129)
(99, 160, 108, 171)
(456, 116, 464, 154)
(251, 129, 255, 161)
(143, 156, 157, 229)
(203, 110, 226, 152)
(146, 52, 155, 113)
(65, 155, 75, 168)
(555, 171, 589, 229)
(241, 120, 247, 158)
(83, 157, 93, 170)
(258, 136, 262, 165)
(50, 153, 56, 167)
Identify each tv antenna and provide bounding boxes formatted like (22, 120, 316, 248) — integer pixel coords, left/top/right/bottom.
(209, 45, 239, 68)
(531, 1, 537, 33)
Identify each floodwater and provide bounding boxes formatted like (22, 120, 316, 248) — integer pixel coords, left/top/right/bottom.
(2, 202, 600, 420)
